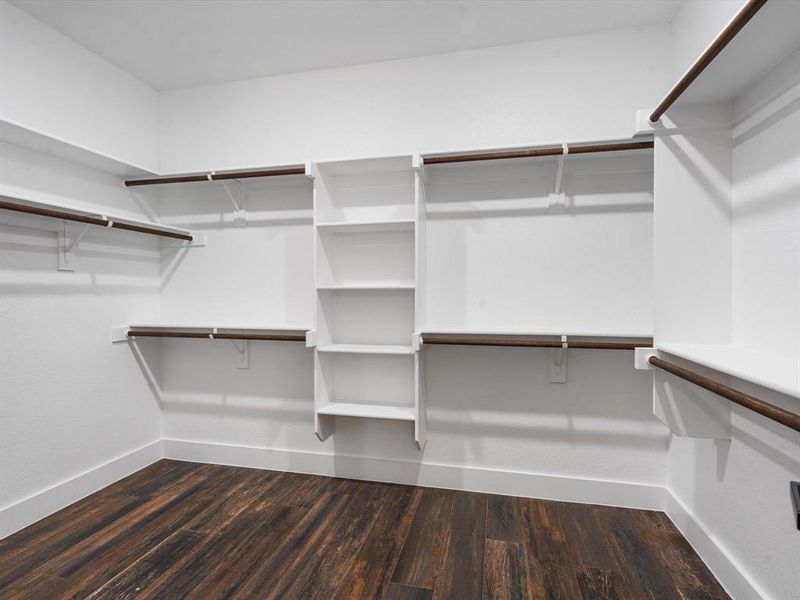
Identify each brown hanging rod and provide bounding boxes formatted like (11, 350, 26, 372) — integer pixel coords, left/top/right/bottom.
(0, 199, 193, 242)
(649, 356, 800, 433)
(125, 165, 306, 187)
(422, 334, 652, 350)
(422, 140, 654, 166)
(649, 0, 768, 122)
(127, 329, 306, 342)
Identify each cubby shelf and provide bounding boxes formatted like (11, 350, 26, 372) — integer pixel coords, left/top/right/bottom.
(315, 218, 415, 233)
(316, 344, 415, 355)
(317, 402, 416, 421)
(316, 281, 415, 290)
(312, 154, 426, 448)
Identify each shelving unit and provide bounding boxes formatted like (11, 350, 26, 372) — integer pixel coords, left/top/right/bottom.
(310, 155, 426, 448)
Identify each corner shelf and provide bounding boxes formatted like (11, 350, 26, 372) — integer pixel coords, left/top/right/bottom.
(658, 343, 800, 399)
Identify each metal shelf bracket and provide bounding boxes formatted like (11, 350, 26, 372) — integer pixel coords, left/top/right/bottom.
(211, 173, 247, 226)
(548, 144, 568, 213)
(549, 335, 568, 383)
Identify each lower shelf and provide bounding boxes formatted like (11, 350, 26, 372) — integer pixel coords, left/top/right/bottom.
(317, 402, 415, 421)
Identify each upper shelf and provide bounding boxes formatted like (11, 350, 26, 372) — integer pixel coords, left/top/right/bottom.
(1, 118, 156, 177)
(650, 0, 800, 121)
(125, 164, 307, 187)
(422, 331, 653, 350)
(114, 323, 310, 343)
(0, 194, 193, 242)
(420, 327, 654, 340)
(658, 343, 800, 399)
(422, 139, 653, 166)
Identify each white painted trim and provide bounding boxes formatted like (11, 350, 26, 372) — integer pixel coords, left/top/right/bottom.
(0, 440, 162, 539)
(664, 490, 766, 600)
(162, 438, 664, 511)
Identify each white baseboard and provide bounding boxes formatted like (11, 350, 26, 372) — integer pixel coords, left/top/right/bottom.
(162, 438, 665, 511)
(0, 440, 162, 539)
(664, 491, 765, 600)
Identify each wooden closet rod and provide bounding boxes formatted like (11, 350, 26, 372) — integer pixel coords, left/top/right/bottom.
(422, 140, 654, 165)
(127, 330, 306, 342)
(125, 165, 306, 187)
(649, 356, 800, 433)
(0, 199, 193, 242)
(649, 0, 768, 122)
(422, 335, 651, 350)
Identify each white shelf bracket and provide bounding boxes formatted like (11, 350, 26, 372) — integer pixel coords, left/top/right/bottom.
(305, 330, 317, 348)
(634, 109, 656, 136)
(547, 144, 568, 213)
(412, 153, 423, 174)
(231, 339, 249, 369)
(111, 325, 130, 343)
(634, 347, 659, 370)
(549, 335, 568, 383)
(211, 173, 247, 226)
(58, 219, 105, 271)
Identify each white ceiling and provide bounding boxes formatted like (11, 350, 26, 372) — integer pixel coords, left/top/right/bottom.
(12, 0, 684, 91)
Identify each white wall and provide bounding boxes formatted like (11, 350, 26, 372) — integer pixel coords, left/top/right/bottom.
(158, 25, 671, 173)
(0, 0, 159, 172)
(425, 151, 654, 335)
(0, 142, 163, 535)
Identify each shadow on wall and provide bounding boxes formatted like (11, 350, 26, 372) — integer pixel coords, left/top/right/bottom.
(153, 178, 313, 229)
(145, 339, 315, 450)
(0, 219, 162, 295)
(126, 334, 673, 486)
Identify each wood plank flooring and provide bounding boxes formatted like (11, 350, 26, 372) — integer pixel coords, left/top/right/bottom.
(0, 460, 730, 600)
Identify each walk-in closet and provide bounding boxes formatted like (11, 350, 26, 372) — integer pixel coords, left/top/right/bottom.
(1, 1, 798, 598)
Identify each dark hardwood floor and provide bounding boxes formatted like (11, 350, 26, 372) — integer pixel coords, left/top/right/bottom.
(0, 460, 729, 599)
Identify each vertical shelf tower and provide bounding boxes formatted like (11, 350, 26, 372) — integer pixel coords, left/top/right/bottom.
(310, 154, 427, 448)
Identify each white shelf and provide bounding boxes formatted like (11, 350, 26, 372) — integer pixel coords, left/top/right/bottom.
(658, 343, 800, 399)
(317, 344, 414, 355)
(420, 327, 653, 339)
(1, 118, 156, 177)
(128, 322, 309, 332)
(0, 191, 194, 240)
(317, 281, 415, 290)
(316, 218, 414, 233)
(317, 402, 415, 421)
(674, 0, 800, 107)
(313, 155, 414, 176)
